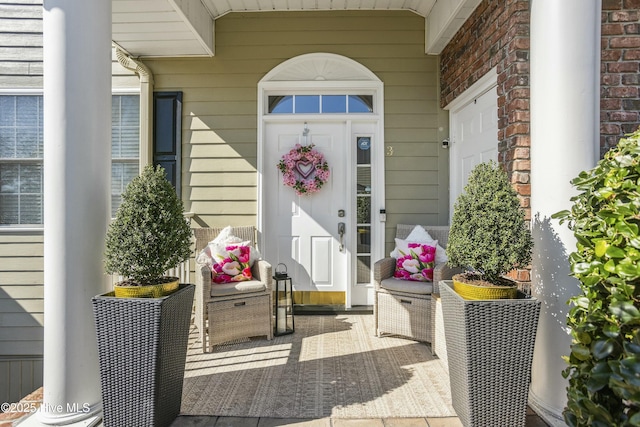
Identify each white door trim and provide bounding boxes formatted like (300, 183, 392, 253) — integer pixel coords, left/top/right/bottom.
(257, 53, 385, 307)
(445, 66, 498, 113)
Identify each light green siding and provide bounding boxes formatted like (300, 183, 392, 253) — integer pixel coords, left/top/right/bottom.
(0, 0, 43, 388)
(147, 10, 449, 244)
(0, 232, 43, 403)
(0, 0, 42, 87)
(0, 0, 137, 89)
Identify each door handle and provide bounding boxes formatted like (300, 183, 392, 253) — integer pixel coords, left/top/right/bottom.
(338, 222, 345, 252)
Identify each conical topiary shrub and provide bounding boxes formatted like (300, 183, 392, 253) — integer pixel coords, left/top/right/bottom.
(105, 164, 192, 296)
(446, 161, 533, 298)
(95, 164, 195, 425)
(440, 160, 540, 427)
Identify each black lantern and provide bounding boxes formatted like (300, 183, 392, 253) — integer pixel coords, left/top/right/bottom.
(273, 263, 294, 336)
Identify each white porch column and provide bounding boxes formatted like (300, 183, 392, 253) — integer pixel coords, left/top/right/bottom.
(530, 1, 601, 425)
(39, 0, 111, 424)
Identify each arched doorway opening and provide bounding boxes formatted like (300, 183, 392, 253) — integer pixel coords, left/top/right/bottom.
(257, 53, 385, 308)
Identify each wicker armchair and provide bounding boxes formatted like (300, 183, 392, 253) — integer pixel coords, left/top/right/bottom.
(373, 224, 461, 344)
(194, 226, 273, 352)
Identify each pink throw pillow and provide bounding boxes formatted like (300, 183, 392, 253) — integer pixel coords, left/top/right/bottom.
(394, 242, 436, 282)
(211, 245, 253, 284)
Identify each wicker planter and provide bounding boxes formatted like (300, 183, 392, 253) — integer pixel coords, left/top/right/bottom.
(440, 280, 540, 427)
(92, 283, 195, 427)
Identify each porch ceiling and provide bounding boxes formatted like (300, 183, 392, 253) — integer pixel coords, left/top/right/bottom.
(112, 0, 481, 58)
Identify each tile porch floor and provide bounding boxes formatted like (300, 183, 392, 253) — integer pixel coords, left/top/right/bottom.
(3, 389, 551, 427)
(169, 407, 551, 426)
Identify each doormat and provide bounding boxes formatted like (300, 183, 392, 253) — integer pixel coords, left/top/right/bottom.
(181, 315, 455, 419)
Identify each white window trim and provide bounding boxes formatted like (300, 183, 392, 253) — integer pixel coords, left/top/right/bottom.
(0, 88, 141, 232)
(0, 88, 44, 95)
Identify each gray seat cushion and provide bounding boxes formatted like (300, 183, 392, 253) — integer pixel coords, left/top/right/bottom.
(380, 277, 433, 295)
(210, 280, 267, 296)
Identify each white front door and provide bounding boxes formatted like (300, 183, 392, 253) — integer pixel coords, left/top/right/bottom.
(449, 85, 499, 217)
(258, 54, 384, 308)
(264, 121, 350, 300)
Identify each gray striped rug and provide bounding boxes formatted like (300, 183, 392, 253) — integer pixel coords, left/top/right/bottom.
(181, 315, 455, 419)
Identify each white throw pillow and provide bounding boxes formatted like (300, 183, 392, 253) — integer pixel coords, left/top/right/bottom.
(211, 225, 235, 244)
(390, 225, 448, 263)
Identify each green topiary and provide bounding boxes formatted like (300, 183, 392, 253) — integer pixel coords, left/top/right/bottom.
(446, 160, 533, 285)
(553, 129, 640, 427)
(105, 164, 192, 286)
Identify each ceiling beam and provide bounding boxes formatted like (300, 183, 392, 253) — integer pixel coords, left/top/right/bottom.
(425, 0, 481, 55)
(169, 0, 215, 56)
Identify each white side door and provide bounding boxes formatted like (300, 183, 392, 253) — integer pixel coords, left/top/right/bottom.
(449, 85, 499, 217)
(263, 121, 349, 297)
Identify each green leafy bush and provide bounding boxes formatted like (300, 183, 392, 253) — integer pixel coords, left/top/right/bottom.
(105, 165, 192, 285)
(446, 161, 533, 285)
(554, 129, 640, 427)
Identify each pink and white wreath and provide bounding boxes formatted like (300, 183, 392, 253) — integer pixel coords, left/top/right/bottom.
(277, 144, 330, 196)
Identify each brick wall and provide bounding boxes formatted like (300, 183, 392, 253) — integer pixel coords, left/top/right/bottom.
(440, 0, 640, 287)
(601, 0, 640, 156)
(441, 0, 640, 183)
(440, 0, 531, 219)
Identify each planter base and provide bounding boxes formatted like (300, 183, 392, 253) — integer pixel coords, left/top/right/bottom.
(92, 283, 195, 427)
(440, 280, 540, 427)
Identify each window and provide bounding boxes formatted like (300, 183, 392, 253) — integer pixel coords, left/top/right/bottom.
(268, 94, 374, 114)
(356, 136, 372, 284)
(0, 95, 43, 225)
(0, 93, 140, 226)
(112, 95, 140, 214)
